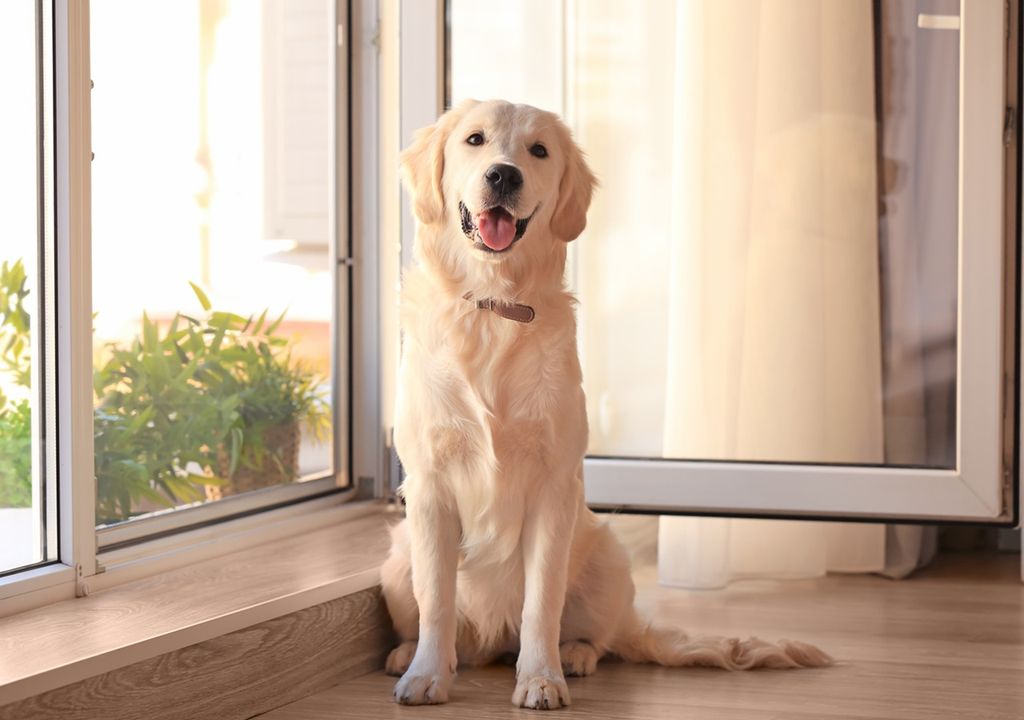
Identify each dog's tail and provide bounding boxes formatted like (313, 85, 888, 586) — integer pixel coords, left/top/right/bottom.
(611, 613, 833, 670)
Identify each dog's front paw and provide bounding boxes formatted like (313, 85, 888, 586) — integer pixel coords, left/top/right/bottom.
(393, 667, 454, 705)
(512, 671, 571, 710)
(385, 640, 418, 677)
(559, 640, 598, 677)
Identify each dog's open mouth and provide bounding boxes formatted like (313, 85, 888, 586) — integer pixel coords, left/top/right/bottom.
(459, 201, 535, 253)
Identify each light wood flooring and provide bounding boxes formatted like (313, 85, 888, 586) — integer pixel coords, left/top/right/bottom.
(260, 552, 1024, 720)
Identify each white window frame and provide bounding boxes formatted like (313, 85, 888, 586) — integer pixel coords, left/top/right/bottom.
(0, 0, 95, 614)
(375, 0, 443, 488)
(417, 0, 1017, 524)
(0, 0, 386, 615)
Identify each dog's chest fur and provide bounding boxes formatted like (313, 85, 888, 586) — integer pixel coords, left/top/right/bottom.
(396, 272, 587, 565)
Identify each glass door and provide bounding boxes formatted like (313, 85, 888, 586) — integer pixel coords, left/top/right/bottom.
(447, 0, 1016, 522)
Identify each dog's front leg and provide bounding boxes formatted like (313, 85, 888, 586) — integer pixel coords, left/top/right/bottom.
(513, 479, 580, 709)
(393, 493, 460, 705)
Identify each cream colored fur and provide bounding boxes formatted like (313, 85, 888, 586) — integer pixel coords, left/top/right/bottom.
(381, 100, 831, 710)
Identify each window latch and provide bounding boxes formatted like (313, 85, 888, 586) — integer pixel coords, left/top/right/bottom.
(917, 14, 960, 31)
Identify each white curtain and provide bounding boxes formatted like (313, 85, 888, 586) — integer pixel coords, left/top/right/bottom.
(655, 0, 931, 587)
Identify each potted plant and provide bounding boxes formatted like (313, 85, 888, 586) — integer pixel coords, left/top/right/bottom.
(93, 283, 329, 522)
(191, 283, 331, 499)
(93, 304, 240, 522)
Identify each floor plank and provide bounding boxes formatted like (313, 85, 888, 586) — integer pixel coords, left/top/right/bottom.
(261, 553, 1024, 720)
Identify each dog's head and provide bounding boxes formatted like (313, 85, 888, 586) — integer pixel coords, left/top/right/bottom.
(401, 100, 596, 289)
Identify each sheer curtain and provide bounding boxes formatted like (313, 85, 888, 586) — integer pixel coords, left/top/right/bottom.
(655, 0, 937, 587)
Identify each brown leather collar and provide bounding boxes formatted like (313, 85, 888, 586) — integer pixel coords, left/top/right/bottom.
(463, 293, 535, 324)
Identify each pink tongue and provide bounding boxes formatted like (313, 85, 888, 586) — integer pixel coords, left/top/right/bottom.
(477, 209, 516, 251)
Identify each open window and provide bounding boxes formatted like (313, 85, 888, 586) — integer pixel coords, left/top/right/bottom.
(436, 0, 1018, 523)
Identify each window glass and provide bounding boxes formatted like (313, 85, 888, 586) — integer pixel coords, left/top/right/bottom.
(0, 1, 45, 573)
(91, 0, 337, 526)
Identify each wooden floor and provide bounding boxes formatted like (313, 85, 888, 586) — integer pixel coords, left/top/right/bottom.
(260, 552, 1024, 720)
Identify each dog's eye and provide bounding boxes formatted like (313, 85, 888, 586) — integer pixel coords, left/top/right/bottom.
(466, 132, 484, 146)
(529, 143, 548, 158)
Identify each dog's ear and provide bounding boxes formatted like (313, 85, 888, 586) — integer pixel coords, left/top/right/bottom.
(400, 102, 475, 226)
(550, 130, 597, 242)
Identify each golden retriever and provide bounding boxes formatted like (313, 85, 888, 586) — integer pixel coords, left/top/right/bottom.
(381, 99, 831, 710)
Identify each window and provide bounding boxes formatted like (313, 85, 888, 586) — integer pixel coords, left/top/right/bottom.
(446, 0, 1014, 521)
(0, 0, 367, 614)
(0, 1, 56, 577)
(89, 0, 346, 537)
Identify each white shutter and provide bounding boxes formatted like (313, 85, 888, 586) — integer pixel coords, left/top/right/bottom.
(262, 0, 332, 248)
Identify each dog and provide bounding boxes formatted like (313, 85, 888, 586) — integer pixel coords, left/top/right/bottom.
(381, 99, 832, 710)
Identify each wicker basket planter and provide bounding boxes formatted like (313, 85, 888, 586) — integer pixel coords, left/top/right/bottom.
(206, 421, 300, 501)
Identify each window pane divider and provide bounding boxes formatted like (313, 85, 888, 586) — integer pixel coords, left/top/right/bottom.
(54, 0, 97, 589)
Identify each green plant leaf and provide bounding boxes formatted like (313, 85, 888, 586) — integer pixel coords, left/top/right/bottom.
(191, 472, 223, 487)
(207, 323, 226, 354)
(0, 259, 32, 391)
(142, 312, 158, 352)
(189, 281, 212, 312)
(252, 309, 268, 335)
(229, 426, 243, 476)
(127, 405, 155, 433)
(265, 308, 287, 335)
(211, 311, 248, 330)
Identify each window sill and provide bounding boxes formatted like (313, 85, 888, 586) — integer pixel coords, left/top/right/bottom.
(0, 501, 397, 706)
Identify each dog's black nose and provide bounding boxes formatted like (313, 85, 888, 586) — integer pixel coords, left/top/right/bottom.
(485, 163, 523, 194)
